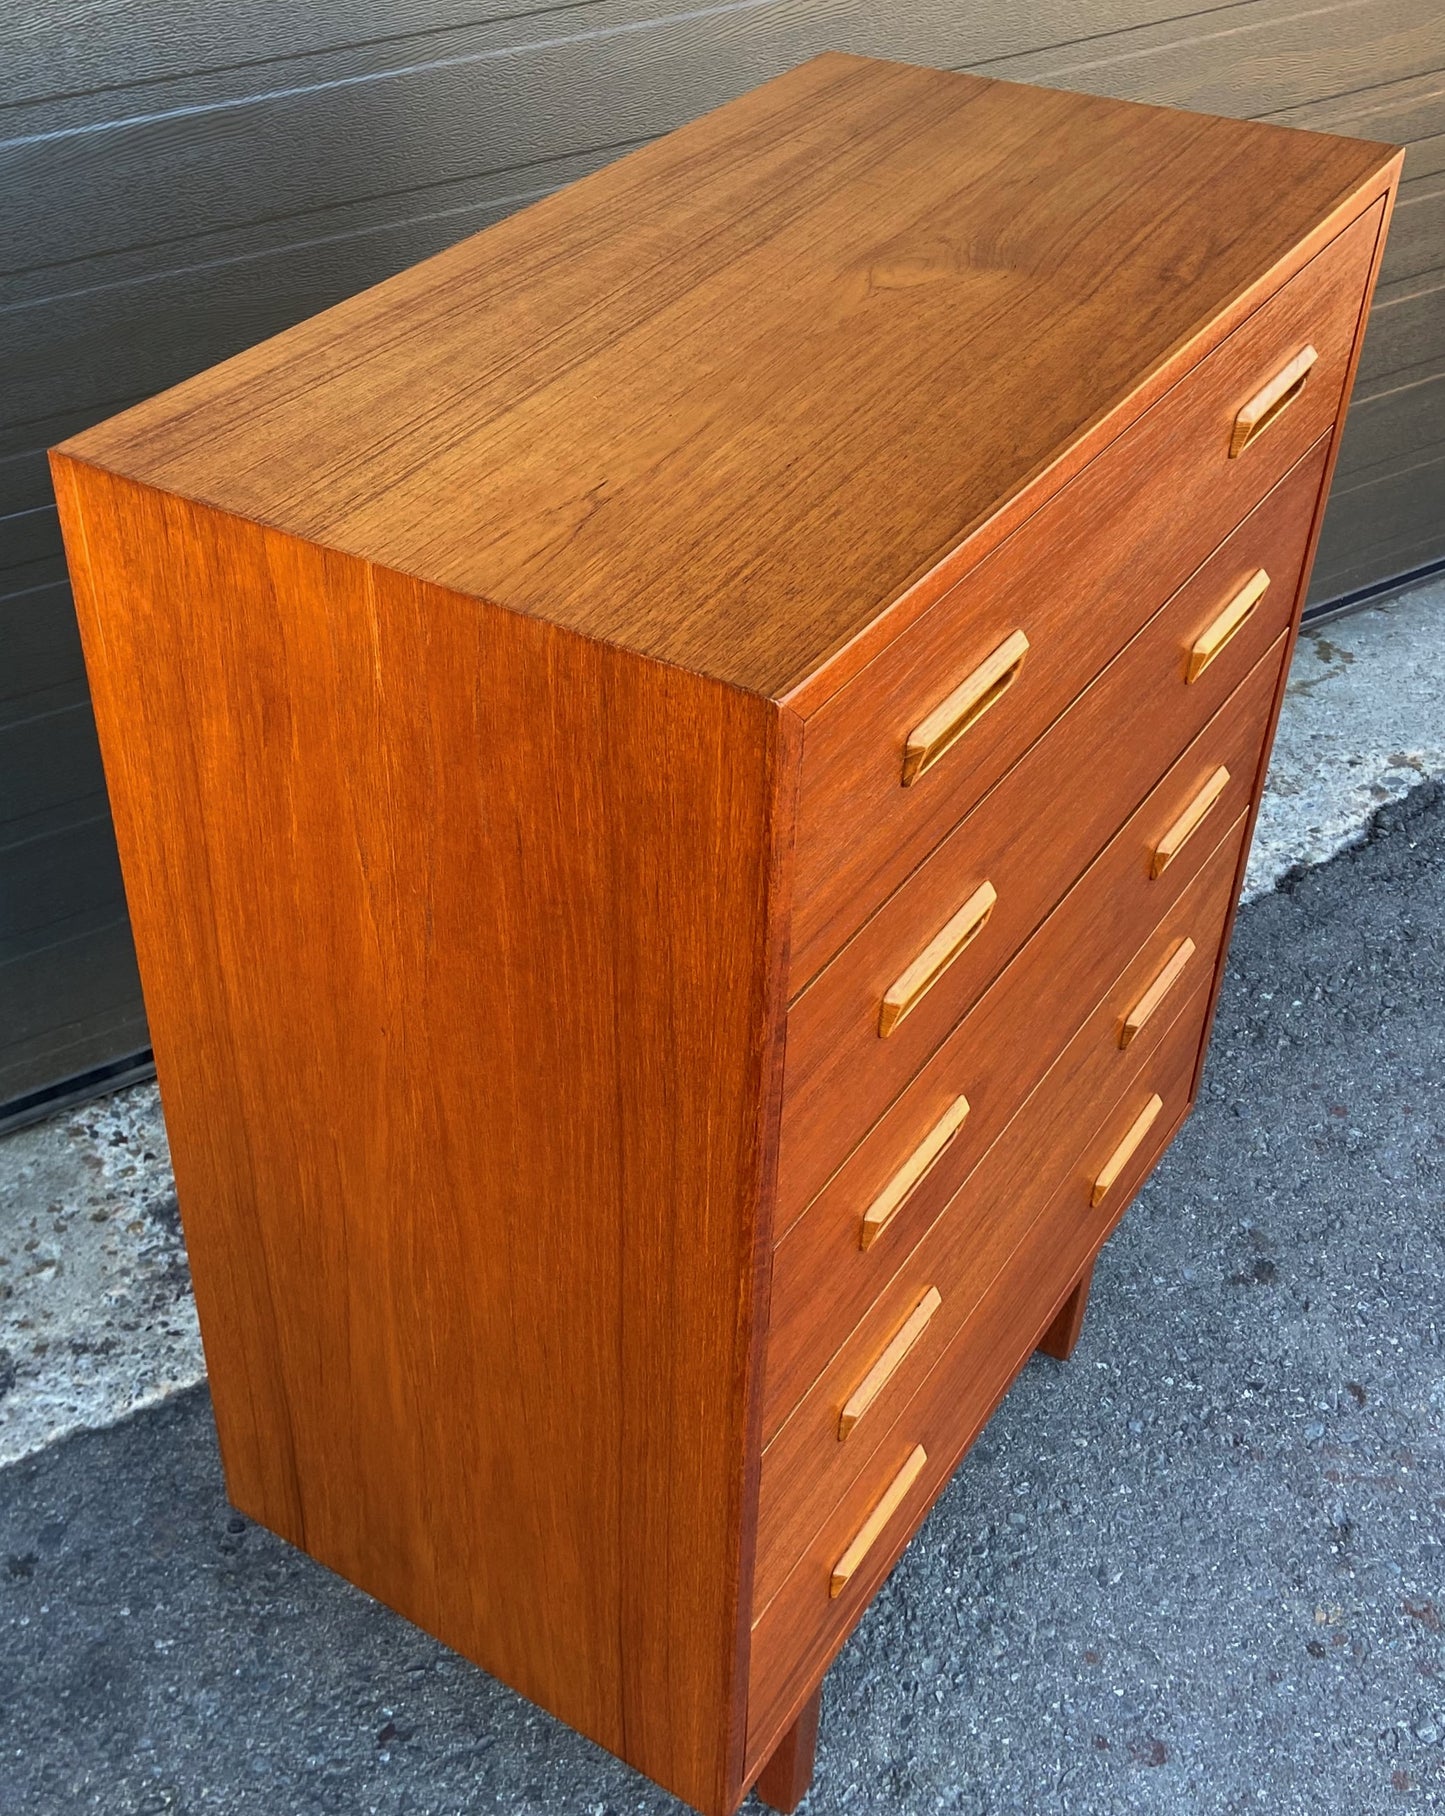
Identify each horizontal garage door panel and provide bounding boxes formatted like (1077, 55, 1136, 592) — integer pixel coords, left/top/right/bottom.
(0, 920, 148, 1106)
(1311, 452, 1445, 598)
(1335, 369, 1445, 484)
(1359, 273, 1445, 387)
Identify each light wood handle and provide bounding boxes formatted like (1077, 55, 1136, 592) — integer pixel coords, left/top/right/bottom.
(1092, 1094, 1164, 1206)
(1151, 766, 1229, 878)
(838, 1287, 942, 1439)
(830, 1444, 928, 1597)
(902, 630, 1030, 786)
(860, 1096, 970, 1250)
(1120, 938, 1196, 1048)
(879, 880, 997, 1037)
(1187, 569, 1270, 683)
(1230, 345, 1317, 457)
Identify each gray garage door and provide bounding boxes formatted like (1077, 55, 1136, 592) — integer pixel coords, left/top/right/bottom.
(3, 1, 1442, 1117)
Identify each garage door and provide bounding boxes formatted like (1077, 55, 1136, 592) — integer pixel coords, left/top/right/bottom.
(4, 0, 1441, 1115)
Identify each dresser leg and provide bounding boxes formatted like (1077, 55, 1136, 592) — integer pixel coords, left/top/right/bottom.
(1037, 1261, 1094, 1361)
(755, 1685, 822, 1812)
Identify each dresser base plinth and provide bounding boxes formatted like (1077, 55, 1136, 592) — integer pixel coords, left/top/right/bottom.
(754, 1684, 822, 1813)
(1036, 1261, 1096, 1363)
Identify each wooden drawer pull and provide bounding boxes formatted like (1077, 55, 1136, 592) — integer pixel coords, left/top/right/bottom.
(1151, 766, 1229, 878)
(830, 1443, 928, 1597)
(902, 629, 1030, 786)
(1092, 1093, 1164, 1206)
(1187, 569, 1270, 683)
(839, 1287, 942, 1439)
(880, 880, 997, 1037)
(1120, 938, 1196, 1048)
(1230, 345, 1317, 457)
(860, 1096, 970, 1250)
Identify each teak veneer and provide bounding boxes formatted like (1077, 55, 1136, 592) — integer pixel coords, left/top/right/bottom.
(52, 54, 1398, 1815)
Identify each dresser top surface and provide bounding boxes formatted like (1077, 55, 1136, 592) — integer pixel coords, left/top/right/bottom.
(60, 54, 1394, 700)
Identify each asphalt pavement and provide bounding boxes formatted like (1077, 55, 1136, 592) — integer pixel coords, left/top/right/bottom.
(1, 780, 1442, 1816)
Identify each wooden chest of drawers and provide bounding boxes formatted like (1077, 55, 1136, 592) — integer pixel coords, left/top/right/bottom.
(52, 54, 1399, 1816)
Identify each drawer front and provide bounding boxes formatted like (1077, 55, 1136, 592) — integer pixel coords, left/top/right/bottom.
(765, 798, 1248, 1440)
(778, 429, 1319, 1222)
(757, 906, 1219, 1613)
(775, 624, 1287, 1241)
(748, 995, 1202, 1755)
(789, 198, 1382, 987)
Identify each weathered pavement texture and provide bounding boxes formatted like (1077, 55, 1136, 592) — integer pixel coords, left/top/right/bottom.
(1245, 579, 1445, 897)
(0, 1087, 197, 1469)
(1, 771, 1442, 1813)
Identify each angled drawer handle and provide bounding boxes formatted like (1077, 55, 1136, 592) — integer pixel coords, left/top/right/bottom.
(880, 880, 997, 1037)
(830, 1443, 928, 1597)
(1188, 569, 1270, 683)
(1230, 345, 1317, 457)
(902, 629, 1030, 786)
(1120, 938, 1197, 1049)
(839, 1287, 942, 1439)
(1151, 766, 1229, 878)
(1092, 1093, 1164, 1206)
(860, 1096, 971, 1250)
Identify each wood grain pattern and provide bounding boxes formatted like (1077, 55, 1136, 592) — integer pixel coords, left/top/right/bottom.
(858, 1095, 970, 1251)
(757, 943, 1220, 1616)
(22, 3, 1326, 269)
(764, 792, 1255, 1444)
(747, 995, 1207, 1769)
(1120, 937, 1197, 1048)
(788, 206, 1378, 982)
(837, 1288, 942, 1441)
(1187, 573, 1270, 683)
(1151, 764, 1233, 877)
(753, 1683, 821, 1814)
(16, 45, 1406, 1110)
(1229, 344, 1318, 457)
(877, 880, 997, 1039)
(828, 1444, 929, 1596)
(1035, 1263, 1094, 1362)
(56, 57, 1397, 704)
(1091, 1093, 1164, 1204)
(50, 455, 796, 1816)
(779, 451, 1322, 1213)
(900, 629, 1031, 786)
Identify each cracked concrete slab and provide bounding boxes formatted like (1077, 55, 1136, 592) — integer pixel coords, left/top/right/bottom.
(0, 1087, 197, 1469)
(0, 577, 1440, 1470)
(1245, 577, 1445, 896)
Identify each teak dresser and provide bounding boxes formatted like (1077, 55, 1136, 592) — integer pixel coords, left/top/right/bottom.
(53, 55, 1398, 1815)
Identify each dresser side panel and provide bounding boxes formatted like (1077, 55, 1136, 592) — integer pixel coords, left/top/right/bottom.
(51, 454, 788, 1816)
